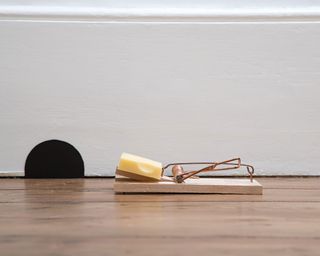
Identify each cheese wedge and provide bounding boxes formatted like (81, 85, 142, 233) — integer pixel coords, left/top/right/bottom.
(117, 153, 162, 181)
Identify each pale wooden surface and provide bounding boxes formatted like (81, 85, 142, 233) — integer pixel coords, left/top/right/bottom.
(0, 178, 319, 256)
(114, 177, 263, 194)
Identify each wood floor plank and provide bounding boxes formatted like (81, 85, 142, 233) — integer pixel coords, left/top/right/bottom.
(1, 237, 318, 256)
(0, 178, 319, 256)
(0, 177, 319, 190)
(0, 202, 319, 238)
(1, 187, 320, 203)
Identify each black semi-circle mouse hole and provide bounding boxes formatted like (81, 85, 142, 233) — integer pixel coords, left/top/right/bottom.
(25, 140, 84, 178)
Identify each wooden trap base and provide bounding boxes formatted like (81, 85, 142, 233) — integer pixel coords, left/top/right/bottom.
(114, 177, 263, 195)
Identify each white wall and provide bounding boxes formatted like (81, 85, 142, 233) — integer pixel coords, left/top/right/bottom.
(1, 1, 320, 176)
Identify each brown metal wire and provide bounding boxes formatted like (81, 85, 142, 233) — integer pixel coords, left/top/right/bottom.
(162, 158, 254, 183)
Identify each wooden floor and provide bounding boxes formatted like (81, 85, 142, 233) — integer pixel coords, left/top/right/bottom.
(0, 178, 319, 256)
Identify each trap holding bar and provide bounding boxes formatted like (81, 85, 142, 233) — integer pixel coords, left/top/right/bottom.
(162, 158, 254, 183)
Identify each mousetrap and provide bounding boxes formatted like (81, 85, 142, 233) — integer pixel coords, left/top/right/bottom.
(113, 153, 263, 194)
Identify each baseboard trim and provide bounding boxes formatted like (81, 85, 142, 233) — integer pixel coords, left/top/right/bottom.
(1, 6, 320, 22)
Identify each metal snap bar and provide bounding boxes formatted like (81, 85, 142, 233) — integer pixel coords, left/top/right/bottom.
(162, 158, 254, 183)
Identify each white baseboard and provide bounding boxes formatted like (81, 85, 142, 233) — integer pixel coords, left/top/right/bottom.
(1, 1, 320, 176)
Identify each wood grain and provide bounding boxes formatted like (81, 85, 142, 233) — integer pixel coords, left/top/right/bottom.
(114, 177, 263, 194)
(0, 178, 319, 256)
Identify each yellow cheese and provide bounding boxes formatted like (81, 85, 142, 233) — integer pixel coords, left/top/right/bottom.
(117, 153, 162, 181)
